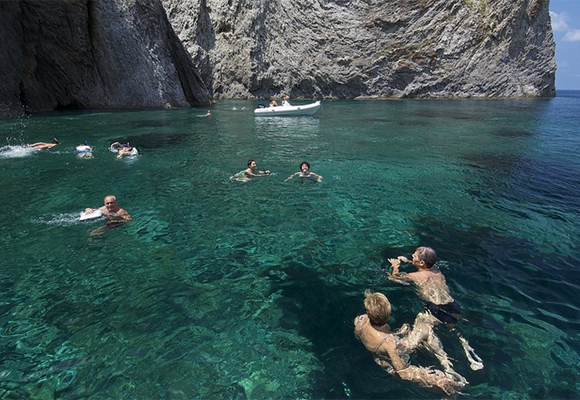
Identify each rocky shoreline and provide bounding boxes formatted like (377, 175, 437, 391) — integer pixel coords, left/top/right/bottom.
(0, 0, 556, 116)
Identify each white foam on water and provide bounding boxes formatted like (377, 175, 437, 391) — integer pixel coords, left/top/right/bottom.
(0, 145, 37, 158)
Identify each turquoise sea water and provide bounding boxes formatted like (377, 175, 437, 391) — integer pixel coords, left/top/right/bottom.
(1, 93, 579, 399)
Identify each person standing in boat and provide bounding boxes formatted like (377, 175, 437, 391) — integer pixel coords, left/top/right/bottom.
(284, 161, 322, 182)
(282, 94, 291, 106)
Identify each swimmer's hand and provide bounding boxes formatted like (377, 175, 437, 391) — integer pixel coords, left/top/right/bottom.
(85, 208, 95, 213)
(398, 256, 411, 263)
(386, 269, 410, 285)
(388, 258, 401, 269)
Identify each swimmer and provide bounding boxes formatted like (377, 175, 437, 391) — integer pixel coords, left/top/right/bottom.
(75, 141, 92, 158)
(388, 246, 484, 376)
(28, 138, 59, 149)
(110, 142, 137, 158)
(244, 159, 270, 178)
(284, 161, 322, 183)
(205, 110, 211, 116)
(85, 195, 132, 226)
(355, 289, 464, 397)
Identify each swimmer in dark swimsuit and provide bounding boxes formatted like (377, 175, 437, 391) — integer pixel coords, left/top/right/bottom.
(388, 246, 484, 374)
(354, 289, 464, 396)
(284, 161, 322, 183)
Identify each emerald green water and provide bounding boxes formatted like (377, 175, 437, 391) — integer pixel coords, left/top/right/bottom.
(1, 95, 579, 398)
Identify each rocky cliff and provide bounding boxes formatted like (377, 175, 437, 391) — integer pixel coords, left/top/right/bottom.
(0, 0, 211, 117)
(0, 0, 557, 117)
(162, 0, 556, 100)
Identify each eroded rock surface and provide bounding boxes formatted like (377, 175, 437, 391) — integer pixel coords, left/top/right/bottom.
(163, 0, 556, 100)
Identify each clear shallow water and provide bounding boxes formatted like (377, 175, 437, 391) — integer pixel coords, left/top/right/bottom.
(1, 94, 579, 398)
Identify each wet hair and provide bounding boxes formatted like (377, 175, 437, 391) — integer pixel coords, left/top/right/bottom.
(247, 159, 255, 167)
(299, 161, 310, 170)
(364, 289, 391, 326)
(104, 195, 117, 203)
(52, 138, 59, 144)
(416, 246, 437, 268)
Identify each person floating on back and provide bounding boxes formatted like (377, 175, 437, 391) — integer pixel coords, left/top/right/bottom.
(355, 289, 465, 397)
(387, 246, 484, 378)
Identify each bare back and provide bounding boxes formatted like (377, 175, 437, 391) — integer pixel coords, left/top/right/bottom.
(407, 269, 454, 305)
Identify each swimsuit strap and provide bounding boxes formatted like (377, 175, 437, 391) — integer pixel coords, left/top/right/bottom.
(374, 335, 390, 354)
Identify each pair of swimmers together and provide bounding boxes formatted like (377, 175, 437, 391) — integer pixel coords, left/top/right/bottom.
(241, 159, 322, 183)
(78, 142, 136, 158)
(76, 141, 137, 158)
(355, 247, 484, 397)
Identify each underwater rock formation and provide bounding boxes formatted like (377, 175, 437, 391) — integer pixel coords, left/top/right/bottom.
(162, 0, 556, 100)
(0, 0, 211, 117)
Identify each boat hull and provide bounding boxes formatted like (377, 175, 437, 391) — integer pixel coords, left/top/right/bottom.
(254, 101, 321, 116)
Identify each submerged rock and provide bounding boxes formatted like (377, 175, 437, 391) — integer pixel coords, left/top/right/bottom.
(0, 0, 211, 117)
(163, 0, 556, 100)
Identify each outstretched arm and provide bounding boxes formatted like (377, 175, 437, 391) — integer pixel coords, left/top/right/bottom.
(310, 172, 323, 182)
(284, 173, 299, 182)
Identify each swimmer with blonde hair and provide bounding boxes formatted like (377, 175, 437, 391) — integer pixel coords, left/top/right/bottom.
(355, 289, 464, 396)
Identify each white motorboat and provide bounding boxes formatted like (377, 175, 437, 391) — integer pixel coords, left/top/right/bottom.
(254, 101, 321, 116)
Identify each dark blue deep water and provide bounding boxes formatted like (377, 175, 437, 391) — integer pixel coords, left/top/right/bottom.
(1, 92, 579, 399)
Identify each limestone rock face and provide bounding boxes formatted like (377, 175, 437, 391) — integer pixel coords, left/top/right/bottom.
(162, 0, 556, 100)
(0, 0, 211, 117)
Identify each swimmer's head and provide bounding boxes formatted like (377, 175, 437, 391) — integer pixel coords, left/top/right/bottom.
(248, 159, 256, 168)
(299, 161, 310, 171)
(52, 138, 59, 144)
(415, 246, 437, 268)
(364, 289, 391, 326)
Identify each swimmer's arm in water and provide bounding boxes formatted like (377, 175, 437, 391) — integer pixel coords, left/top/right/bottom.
(310, 172, 323, 182)
(384, 338, 408, 372)
(245, 168, 270, 177)
(106, 211, 132, 223)
(284, 172, 300, 182)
